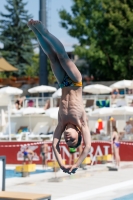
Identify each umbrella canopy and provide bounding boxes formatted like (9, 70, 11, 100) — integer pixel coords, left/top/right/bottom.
(110, 80, 132, 89)
(112, 106, 133, 115)
(128, 81, 133, 89)
(28, 85, 57, 93)
(45, 107, 59, 119)
(90, 106, 133, 117)
(0, 86, 23, 95)
(0, 58, 18, 71)
(22, 107, 45, 115)
(89, 107, 114, 117)
(52, 88, 62, 98)
(83, 84, 112, 94)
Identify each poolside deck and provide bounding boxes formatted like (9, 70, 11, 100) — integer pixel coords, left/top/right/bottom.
(5, 162, 133, 200)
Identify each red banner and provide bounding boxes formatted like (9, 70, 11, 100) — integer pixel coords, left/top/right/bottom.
(0, 141, 133, 164)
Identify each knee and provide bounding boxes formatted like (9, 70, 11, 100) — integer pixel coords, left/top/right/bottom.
(48, 53, 57, 62)
(57, 52, 69, 61)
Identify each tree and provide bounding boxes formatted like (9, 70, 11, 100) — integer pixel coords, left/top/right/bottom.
(59, 0, 133, 81)
(25, 53, 56, 84)
(25, 53, 39, 78)
(0, 0, 35, 76)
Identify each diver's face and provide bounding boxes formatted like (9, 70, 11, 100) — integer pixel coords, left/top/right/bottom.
(64, 124, 79, 147)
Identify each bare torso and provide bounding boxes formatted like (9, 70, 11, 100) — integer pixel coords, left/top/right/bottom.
(41, 144, 48, 153)
(113, 131, 119, 143)
(58, 86, 85, 128)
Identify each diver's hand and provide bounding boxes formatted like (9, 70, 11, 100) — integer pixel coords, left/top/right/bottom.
(69, 164, 78, 174)
(61, 165, 72, 174)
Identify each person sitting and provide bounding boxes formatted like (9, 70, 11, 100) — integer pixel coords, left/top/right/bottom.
(120, 121, 133, 139)
(27, 99, 34, 107)
(111, 89, 119, 100)
(44, 99, 50, 110)
(124, 121, 133, 134)
(15, 96, 25, 110)
(130, 100, 133, 107)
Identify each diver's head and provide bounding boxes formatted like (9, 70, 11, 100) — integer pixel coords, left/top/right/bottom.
(64, 124, 82, 148)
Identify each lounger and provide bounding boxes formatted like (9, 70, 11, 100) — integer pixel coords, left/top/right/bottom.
(0, 122, 23, 141)
(39, 124, 57, 140)
(28, 122, 50, 140)
(0, 123, 9, 140)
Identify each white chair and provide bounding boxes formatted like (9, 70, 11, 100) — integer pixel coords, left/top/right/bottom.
(10, 122, 24, 141)
(28, 122, 50, 140)
(39, 124, 57, 140)
(0, 123, 9, 140)
(0, 122, 23, 141)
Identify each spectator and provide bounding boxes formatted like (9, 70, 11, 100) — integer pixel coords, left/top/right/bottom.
(22, 147, 35, 164)
(128, 89, 132, 95)
(40, 141, 49, 169)
(44, 99, 50, 110)
(111, 89, 119, 100)
(120, 121, 133, 139)
(15, 96, 25, 110)
(130, 100, 133, 107)
(111, 126, 120, 169)
(124, 121, 133, 134)
(27, 99, 34, 107)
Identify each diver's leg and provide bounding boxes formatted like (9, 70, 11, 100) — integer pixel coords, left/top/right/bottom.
(28, 20, 65, 84)
(33, 20, 82, 82)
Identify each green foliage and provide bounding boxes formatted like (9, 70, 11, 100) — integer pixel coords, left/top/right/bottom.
(59, 0, 133, 80)
(0, 72, 7, 78)
(25, 53, 39, 77)
(47, 58, 57, 84)
(0, 0, 35, 76)
(25, 54, 56, 85)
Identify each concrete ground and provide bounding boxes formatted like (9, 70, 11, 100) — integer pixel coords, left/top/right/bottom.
(5, 162, 133, 200)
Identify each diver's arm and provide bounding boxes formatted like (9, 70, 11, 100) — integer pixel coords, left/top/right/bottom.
(52, 119, 65, 168)
(75, 123, 91, 167)
(75, 113, 91, 168)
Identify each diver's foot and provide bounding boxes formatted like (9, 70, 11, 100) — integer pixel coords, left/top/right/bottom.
(33, 20, 48, 35)
(27, 19, 42, 36)
(27, 19, 34, 28)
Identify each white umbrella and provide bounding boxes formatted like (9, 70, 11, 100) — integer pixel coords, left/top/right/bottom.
(28, 85, 57, 94)
(83, 84, 112, 94)
(0, 86, 23, 95)
(112, 106, 133, 115)
(90, 106, 133, 117)
(128, 81, 133, 88)
(52, 88, 62, 98)
(22, 107, 45, 115)
(0, 86, 23, 140)
(89, 107, 114, 117)
(110, 80, 132, 89)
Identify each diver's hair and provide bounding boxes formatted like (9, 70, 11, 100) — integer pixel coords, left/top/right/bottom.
(69, 135, 82, 148)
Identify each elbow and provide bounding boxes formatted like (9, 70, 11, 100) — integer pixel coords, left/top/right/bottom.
(52, 141, 59, 150)
(52, 141, 56, 149)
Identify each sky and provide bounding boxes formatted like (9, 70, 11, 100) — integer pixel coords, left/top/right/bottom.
(0, 0, 78, 51)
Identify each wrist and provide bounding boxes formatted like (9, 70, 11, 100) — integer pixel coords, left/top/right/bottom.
(60, 164, 65, 170)
(74, 163, 79, 168)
